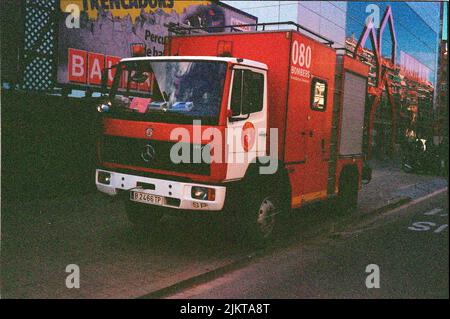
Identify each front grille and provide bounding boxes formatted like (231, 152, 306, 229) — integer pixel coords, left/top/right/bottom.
(100, 135, 211, 176)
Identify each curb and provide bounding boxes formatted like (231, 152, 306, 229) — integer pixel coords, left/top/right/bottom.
(366, 196, 412, 215)
(139, 251, 263, 299)
(138, 187, 446, 299)
(344, 196, 412, 227)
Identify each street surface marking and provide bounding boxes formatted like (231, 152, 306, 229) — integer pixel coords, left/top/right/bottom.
(408, 222, 448, 233)
(423, 208, 444, 216)
(434, 224, 448, 233)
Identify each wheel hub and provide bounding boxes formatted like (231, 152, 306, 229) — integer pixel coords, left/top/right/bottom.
(257, 197, 278, 238)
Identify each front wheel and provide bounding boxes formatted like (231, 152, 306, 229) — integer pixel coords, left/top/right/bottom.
(242, 182, 288, 246)
(337, 173, 359, 214)
(252, 195, 280, 241)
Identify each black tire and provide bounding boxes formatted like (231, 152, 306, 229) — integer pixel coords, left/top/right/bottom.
(337, 172, 359, 214)
(238, 175, 289, 246)
(125, 200, 163, 230)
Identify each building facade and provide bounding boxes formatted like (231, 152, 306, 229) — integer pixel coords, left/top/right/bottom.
(222, 1, 348, 47)
(1, 0, 256, 93)
(346, 2, 441, 158)
(223, 1, 443, 158)
(436, 40, 448, 141)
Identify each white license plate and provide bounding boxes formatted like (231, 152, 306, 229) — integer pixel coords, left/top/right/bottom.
(130, 191, 164, 206)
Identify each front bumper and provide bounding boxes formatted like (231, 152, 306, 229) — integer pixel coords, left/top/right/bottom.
(95, 169, 226, 211)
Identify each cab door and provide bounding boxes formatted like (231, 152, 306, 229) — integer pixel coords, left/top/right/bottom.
(225, 66, 267, 180)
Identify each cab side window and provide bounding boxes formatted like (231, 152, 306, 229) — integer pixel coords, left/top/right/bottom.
(231, 70, 244, 116)
(231, 69, 264, 118)
(310, 78, 327, 111)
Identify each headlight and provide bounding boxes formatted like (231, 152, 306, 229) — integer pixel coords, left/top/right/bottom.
(98, 171, 111, 185)
(191, 186, 215, 201)
(97, 103, 110, 113)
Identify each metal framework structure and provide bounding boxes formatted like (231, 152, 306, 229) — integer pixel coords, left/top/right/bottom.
(353, 6, 398, 158)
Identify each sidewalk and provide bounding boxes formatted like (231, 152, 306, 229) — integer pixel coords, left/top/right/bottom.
(358, 159, 448, 215)
(1, 161, 448, 298)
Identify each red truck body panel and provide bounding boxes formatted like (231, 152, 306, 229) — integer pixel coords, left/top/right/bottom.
(284, 32, 337, 205)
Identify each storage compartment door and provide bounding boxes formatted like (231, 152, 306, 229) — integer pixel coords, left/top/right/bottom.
(339, 72, 367, 156)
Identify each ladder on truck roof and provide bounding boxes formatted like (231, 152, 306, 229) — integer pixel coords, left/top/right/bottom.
(165, 21, 334, 47)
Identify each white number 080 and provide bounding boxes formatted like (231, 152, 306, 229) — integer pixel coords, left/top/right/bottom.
(292, 41, 312, 69)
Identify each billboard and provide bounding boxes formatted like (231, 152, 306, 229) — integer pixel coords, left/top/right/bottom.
(57, 1, 257, 87)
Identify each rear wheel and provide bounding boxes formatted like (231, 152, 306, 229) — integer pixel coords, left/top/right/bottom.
(125, 200, 163, 230)
(337, 172, 359, 214)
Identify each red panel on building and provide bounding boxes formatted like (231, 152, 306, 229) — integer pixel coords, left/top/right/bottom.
(88, 53, 105, 85)
(68, 48, 88, 83)
(105, 56, 121, 87)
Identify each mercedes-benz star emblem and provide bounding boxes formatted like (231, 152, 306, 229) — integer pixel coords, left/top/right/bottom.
(141, 144, 156, 163)
(146, 128, 154, 138)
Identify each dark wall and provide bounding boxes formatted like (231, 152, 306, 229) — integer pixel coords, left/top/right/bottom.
(1, 0, 23, 85)
(1, 90, 102, 202)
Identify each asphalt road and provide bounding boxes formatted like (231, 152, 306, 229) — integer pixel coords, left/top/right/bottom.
(169, 191, 449, 298)
(1, 165, 447, 298)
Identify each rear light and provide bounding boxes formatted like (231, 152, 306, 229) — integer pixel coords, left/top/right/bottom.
(191, 186, 215, 201)
(98, 171, 111, 185)
(217, 40, 233, 57)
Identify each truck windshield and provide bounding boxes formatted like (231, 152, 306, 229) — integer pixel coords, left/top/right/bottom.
(107, 60, 227, 125)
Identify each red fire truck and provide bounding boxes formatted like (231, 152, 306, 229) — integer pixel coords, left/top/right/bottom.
(96, 22, 371, 242)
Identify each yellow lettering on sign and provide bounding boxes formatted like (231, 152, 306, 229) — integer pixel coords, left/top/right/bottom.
(61, 0, 211, 22)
